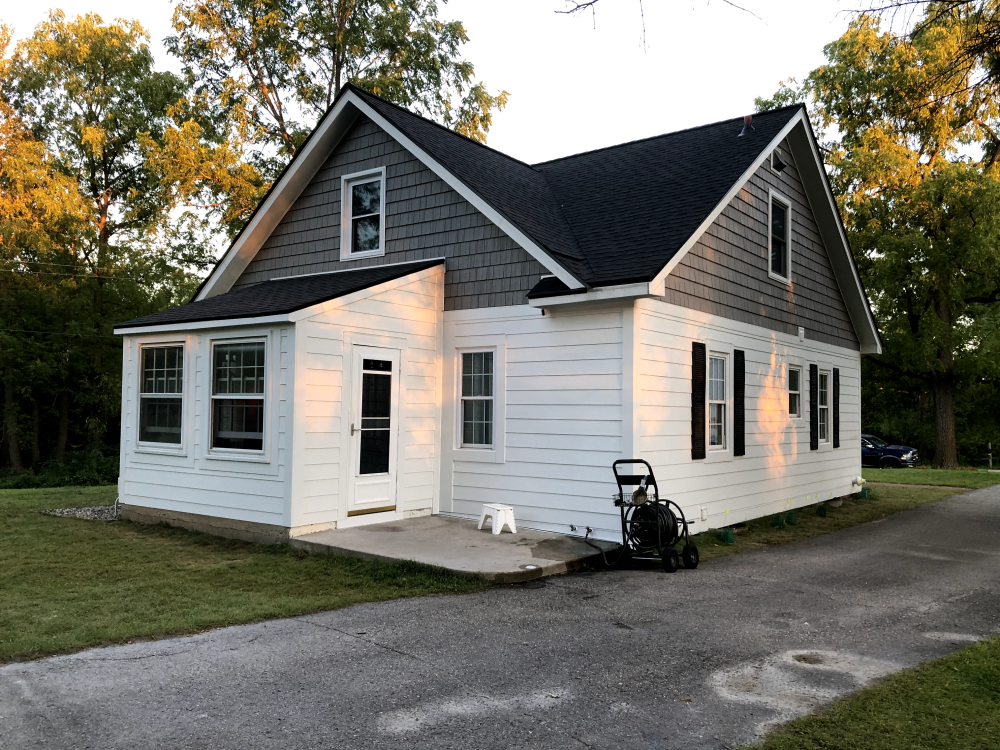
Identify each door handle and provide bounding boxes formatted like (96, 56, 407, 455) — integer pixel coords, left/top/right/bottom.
(351, 423, 356, 436)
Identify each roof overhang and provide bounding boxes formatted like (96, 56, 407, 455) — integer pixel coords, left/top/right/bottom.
(196, 90, 585, 302)
(117, 262, 444, 335)
(647, 108, 882, 355)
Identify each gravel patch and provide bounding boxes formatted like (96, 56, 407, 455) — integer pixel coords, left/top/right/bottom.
(43, 506, 119, 522)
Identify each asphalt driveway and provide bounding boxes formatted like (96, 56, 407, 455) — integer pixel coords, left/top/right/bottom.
(3, 486, 999, 750)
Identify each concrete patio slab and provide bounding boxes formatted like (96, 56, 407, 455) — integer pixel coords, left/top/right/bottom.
(289, 515, 617, 582)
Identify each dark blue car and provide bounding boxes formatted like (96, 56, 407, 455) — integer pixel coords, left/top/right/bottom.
(861, 434, 921, 468)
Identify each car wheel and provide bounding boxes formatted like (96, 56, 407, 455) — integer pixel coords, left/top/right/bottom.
(880, 457, 901, 469)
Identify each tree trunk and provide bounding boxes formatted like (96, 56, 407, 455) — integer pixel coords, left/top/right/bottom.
(30, 399, 41, 464)
(4, 381, 23, 474)
(55, 390, 69, 462)
(932, 297, 959, 468)
(932, 377, 959, 468)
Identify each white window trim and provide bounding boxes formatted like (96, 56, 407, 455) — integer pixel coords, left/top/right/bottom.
(458, 349, 496, 450)
(788, 364, 803, 421)
(703, 343, 734, 464)
(449, 340, 506, 464)
(818, 368, 832, 446)
(340, 166, 387, 260)
(767, 188, 793, 284)
(206, 335, 270, 461)
(135, 340, 188, 456)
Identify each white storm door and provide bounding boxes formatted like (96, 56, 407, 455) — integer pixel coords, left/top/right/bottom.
(347, 346, 400, 516)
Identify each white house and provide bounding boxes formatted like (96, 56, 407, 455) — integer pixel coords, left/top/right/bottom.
(113, 85, 881, 545)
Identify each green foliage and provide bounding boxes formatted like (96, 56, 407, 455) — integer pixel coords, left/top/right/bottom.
(786, 511, 798, 525)
(0, 485, 486, 662)
(718, 528, 736, 544)
(0, 449, 119, 489)
(816, 504, 828, 518)
(162, 0, 509, 234)
(770, 514, 787, 529)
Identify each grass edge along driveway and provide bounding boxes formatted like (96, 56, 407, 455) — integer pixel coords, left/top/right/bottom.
(0, 486, 487, 665)
(0, 479, 979, 664)
(750, 636, 1000, 750)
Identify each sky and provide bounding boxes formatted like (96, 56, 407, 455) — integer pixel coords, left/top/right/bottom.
(4, 0, 861, 163)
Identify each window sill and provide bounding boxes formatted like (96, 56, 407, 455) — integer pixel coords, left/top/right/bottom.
(704, 448, 734, 464)
(135, 444, 187, 457)
(205, 450, 270, 464)
(768, 270, 792, 285)
(341, 249, 384, 262)
(453, 446, 502, 464)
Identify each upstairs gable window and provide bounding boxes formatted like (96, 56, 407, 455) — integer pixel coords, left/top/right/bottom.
(769, 192, 791, 282)
(341, 168, 385, 259)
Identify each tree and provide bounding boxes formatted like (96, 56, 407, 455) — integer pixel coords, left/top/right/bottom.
(1, 13, 214, 459)
(757, 14, 1000, 467)
(167, 0, 509, 179)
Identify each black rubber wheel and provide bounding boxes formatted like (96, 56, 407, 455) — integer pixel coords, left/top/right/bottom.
(661, 547, 680, 573)
(880, 457, 902, 469)
(682, 544, 700, 570)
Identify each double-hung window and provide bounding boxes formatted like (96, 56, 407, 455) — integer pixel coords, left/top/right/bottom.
(708, 355, 727, 449)
(342, 169, 384, 258)
(461, 351, 493, 447)
(212, 341, 266, 451)
(818, 370, 830, 443)
(139, 345, 183, 445)
(788, 366, 801, 418)
(769, 193, 791, 281)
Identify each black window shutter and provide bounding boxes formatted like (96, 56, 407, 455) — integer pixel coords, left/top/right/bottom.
(809, 363, 819, 451)
(734, 350, 745, 457)
(833, 368, 840, 449)
(692, 342, 706, 460)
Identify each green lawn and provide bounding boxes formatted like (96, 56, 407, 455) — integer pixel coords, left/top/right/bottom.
(752, 636, 1000, 750)
(863, 467, 1000, 489)
(690, 484, 960, 565)
(0, 486, 486, 664)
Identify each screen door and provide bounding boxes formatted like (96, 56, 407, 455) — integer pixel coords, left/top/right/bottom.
(347, 347, 400, 516)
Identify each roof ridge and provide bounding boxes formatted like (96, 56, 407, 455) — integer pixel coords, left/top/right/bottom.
(531, 102, 805, 167)
(344, 83, 541, 173)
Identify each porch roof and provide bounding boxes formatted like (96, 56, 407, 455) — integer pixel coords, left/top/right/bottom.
(115, 259, 443, 332)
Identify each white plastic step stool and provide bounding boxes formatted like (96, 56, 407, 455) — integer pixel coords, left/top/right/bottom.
(478, 503, 516, 534)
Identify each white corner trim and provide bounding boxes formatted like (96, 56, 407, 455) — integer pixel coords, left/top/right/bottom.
(346, 93, 586, 291)
(527, 281, 652, 308)
(649, 110, 806, 297)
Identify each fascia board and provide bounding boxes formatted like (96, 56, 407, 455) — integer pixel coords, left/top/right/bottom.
(649, 108, 882, 356)
(650, 110, 806, 296)
(784, 123, 883, 355)
(527, 282, 652, 308)
(113, 314, 291, 335)
(347, 94, 586, 292)
(196, 99, 361, 300)
(288, 264, 444, 321)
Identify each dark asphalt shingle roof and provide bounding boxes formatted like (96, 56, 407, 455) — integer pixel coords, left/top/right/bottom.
(348, 85, 802, 290)
(115, 260, 443, 330)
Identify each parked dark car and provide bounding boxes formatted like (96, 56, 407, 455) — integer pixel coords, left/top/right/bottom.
(861, 434, 921, 468)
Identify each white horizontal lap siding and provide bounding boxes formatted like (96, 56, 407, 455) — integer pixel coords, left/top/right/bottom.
(290, 269, 443, 526)
(443, 305, 626, 538)
(119, 324, 295, 527)
(635, 298, 861, 530)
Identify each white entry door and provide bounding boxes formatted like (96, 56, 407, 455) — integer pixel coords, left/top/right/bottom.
(347, 346, 400, 517)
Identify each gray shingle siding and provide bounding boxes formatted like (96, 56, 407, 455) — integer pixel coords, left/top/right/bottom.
(660, 140, 860, 351)
(232, 116, 547, 310)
